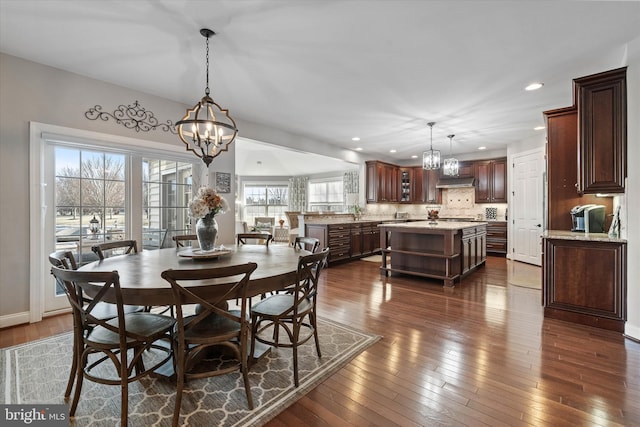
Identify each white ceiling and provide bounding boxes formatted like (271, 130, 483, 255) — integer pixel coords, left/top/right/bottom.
(1, 1, 639, 175)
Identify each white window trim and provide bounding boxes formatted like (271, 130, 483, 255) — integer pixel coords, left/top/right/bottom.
(29, 121, 203, 322)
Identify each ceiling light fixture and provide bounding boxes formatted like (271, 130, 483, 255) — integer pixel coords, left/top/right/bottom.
(534, 126, 546, 130)
(525, 82, 544, 91)
(355, 147, 363, 151)
(478, 146, 487, 150)
(390, 149, 397, 153)
(422, 122, 440, 170)
(352, 137, 360, 141)
(176, 29, 237, 167)
(442, 134, 459, 177)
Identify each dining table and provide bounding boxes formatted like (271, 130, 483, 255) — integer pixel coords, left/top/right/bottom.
(78, 244, 310, 306)
(78, 244, 310, 373)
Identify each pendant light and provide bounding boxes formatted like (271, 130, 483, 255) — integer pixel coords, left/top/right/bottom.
(443, 134, 459, 176)
(422, 122, 441, 170)
(176, 29, 238, 167)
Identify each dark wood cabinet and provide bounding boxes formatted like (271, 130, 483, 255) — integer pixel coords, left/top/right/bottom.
(399, 168, 412, 202)
(362, 223, 381, 255)
(423, 168, 441, 204)
(366, 161, 399, 203)
(461, 225, 486, 274)
(486, 222, 507, 255)
(457, 161, 475, 178)
(350, 223, 363, 257)
(544, 107, 613, 231)
(543, 236, 627, 332)
(574, 67, 627, 194)
(474, 158, 507, 203)
(305, 221, 381, 264)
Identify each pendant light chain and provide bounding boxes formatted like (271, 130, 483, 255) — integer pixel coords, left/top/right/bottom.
(205, 34, 210, 97)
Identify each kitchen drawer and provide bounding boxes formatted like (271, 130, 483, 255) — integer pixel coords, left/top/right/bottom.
(329, 243, 351, 261)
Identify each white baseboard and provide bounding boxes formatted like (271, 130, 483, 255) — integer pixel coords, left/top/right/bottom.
(0, 311, 31, 329)
(625, 323, 640, 342)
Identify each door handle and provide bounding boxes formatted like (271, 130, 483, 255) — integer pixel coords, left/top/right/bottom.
(536, 224, 542, 227)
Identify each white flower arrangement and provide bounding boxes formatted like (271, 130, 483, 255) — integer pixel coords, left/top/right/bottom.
(188, 186, 229, 219)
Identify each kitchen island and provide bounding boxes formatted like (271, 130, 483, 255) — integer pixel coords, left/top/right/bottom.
(379, 221, 487, 287)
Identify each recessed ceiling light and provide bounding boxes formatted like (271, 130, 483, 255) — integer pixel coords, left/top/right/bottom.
(352, 137, 360, 141)
(411, 155, 418, 159)
(390, 149, 397, 153)
(478, 146, 487, 150)
(354, 147, 363, 151)
(534, 126, 545, 130)
(525, 82, 544, 91)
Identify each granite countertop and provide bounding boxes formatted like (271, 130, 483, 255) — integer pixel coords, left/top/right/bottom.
(379, 220, 487, 230)
(543, 230, 627, 243)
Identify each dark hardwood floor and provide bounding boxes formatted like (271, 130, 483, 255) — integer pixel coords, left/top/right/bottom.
(3, 256, 639, 426)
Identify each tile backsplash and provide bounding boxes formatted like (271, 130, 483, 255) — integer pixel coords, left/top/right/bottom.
(363, 188, 508, 220)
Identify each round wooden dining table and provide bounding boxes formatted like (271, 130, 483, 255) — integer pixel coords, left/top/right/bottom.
(78, 244, 309, 306)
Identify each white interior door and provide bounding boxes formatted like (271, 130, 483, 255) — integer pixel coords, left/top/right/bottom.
(511, 148, 544, 266)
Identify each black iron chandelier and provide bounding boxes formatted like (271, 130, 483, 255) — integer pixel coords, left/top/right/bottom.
(176, 29, 238, 167)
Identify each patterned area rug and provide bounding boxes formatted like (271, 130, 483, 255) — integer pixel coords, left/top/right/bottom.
(1, 318, 380, 426)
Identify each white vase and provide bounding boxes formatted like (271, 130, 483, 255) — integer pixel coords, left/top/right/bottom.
(196, 213, 218, 251)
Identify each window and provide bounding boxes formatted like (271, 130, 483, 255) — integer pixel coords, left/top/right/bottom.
(308, 178, 344, 212)
(52, 147, 196, 260)
(54, 147, 127, 265)
(243, 183, 288, 226)
(143, 159, 194, 250)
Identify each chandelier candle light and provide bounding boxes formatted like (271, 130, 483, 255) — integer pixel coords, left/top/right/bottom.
(443, 134, 459, 176)
(176, 29, 238, 167)
(423, 122, 441, 170)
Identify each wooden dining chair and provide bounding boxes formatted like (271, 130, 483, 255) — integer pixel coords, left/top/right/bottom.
(250, 248, 330, 387)
(50, 266, 175, 426)
(294, 236, 321, 253)
(172, 234, 198, 248)
(48, 251, 145, 401)
(92, 239, 173, 316)
(161, 262, 258, 427)
(91, 239, 138, 260)
(237, 232, 273, 247)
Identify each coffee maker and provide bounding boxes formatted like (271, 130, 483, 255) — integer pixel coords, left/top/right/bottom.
(570, 204, 606, 232)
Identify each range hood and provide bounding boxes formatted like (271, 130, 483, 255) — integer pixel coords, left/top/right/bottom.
(436, 177, 476, 188)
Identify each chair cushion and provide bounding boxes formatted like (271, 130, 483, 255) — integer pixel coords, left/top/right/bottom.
(87, 313, 176, 345)
(251, 294, 312, 317)
(181, 310, 243, 341)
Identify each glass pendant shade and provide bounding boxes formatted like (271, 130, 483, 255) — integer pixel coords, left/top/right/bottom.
(176, 29, 237, 167)
(442, 134, 459, 176)
(423, 149, 441, 170)
(443, 158, 459, 176)
(422, 122, 441, 170)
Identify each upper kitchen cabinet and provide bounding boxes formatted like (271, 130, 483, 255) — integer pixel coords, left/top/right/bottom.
(474, 158, 507, 203)
(422, 168, 441, 204)
(543, 106, 614, 230)
(442, 160, 474, 178)
(366, 161, 399, 203)
(399, 168, 413, 203)
(574, 67, 627, 194)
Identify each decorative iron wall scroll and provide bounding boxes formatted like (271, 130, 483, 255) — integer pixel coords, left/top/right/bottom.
(85, 100, 177, 134)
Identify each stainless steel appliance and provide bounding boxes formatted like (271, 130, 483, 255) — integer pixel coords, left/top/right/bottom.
(570, 204, 606, 232)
